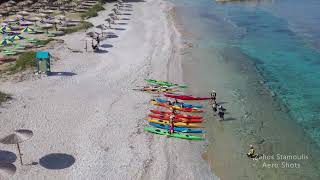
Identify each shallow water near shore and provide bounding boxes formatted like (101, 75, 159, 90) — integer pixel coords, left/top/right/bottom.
(171, 0, 320, 179)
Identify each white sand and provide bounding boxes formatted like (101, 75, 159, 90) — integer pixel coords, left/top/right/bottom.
(0, 0, 217, 179)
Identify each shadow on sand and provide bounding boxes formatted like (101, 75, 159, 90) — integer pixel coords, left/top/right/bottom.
(94, 49, 108, 53)
(113, 28, 126, 31)
(121, 18, 130, 20)
(39, 153, 75, 170)
(223, 117, 237, 121)
(48, 72, 77, 76)
(116, 23, 128, 25)
(0, 150, 17, 164)
(100, 44, 113, 48)
(125, 0, 146, 2)
(122, 13, 132, 16)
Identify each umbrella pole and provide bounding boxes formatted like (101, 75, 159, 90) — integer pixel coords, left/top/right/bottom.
(17, 143, 23, 165)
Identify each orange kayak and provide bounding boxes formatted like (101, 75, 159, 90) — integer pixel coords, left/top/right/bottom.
(149, 109, 203, 119)
(148, 113, 203, 123)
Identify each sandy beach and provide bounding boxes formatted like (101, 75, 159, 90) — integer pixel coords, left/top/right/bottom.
(0, 0, 216, 179)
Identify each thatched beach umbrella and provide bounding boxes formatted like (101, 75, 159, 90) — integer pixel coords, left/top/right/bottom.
(21, 21, 34, 26)
(37, 13, 47, 18)
(55, 15, 66, 20)
(26, 0, 34, 5)
(18, 11, 29, 16)
(96, 24, 106, 36)
(0, 164, 16, 179)
(86, 31, 99, 39)
(105, 18, 112, 28)
(8, 0, 17, 5)
(29, 16, 41, 24)
(0, 129, 33, 165)
(108, 13, 118, 20)
(41, 23, 53, 33)
(43, 9, 54, 14)
(33, 2, 43, 8)
(112, 8, 119, 15)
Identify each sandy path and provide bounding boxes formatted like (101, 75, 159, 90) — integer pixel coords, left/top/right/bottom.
(0, 0, 216, 179)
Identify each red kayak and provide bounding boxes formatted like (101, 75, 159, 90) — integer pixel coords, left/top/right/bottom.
(165, 94, 211, 100)
(148, 114, 203, 123)
(149, 109, 203, 119)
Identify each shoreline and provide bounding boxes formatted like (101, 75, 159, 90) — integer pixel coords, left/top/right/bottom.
(172, 2, 320, 179)
(0, 0, 217, 179)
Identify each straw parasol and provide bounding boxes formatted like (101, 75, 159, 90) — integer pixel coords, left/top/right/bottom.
(28, 17, 41, 26)
(8, 0, 17, 5)
(55, 15, 66, 20)
(0, 129, 33, 165)
(26, 0, 34, 4)
(41, 23, 53, 33)
(18, 11, 29, 16)
(86, 31, 99, 38)
(0, 164, 16, 179)
(37, 13, 47, 18)
(96, 24, 107, 36)
(43, 9, 54, 14)
(105, 18, 112, 28)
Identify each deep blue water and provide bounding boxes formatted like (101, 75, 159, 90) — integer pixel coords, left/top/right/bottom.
(173, 0, 320, 146)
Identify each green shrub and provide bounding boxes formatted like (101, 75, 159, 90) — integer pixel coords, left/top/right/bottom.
(36, 38, 54, 46)
(0, 91, 12, 105)
(64, 21, 94, 34)
(81, 3, 105, 20)
(10, 51, 36, 72)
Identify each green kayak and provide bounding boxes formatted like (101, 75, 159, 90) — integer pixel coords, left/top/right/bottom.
(144, 127, 204, 140)
(145, 79, 188, 88)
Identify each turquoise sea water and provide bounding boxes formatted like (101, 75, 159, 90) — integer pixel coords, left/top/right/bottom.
(173, 0, 320, 147)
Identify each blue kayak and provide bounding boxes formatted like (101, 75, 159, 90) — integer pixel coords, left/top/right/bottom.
(149, 122, 204, 133)
(155, 98, 203, 108)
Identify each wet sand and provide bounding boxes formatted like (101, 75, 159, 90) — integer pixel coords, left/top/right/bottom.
(181, 44, 320, 179)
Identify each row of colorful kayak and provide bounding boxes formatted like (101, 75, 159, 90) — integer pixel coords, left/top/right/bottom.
(139, 79, 212, 140)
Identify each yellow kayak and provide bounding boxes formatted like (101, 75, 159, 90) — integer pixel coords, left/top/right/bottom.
(150, 100, 204, 113)
(148, 119, 202, 128)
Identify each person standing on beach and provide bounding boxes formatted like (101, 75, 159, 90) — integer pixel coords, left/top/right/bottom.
(169, 114, 175, 134)
(168, 107, 176, 134)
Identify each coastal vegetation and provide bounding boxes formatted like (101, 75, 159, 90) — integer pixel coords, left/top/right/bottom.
(64, 21, 94, 34)
(0, 91, 12, 105)
(81, 2, 105, 19)
(35, 38, 54, 46)
(9, 51, 36, 73)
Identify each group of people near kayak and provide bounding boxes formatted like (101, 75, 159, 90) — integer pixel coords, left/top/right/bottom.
(165, 90, 227, 135)
(162, 88, 259, 160)
(210, 90, 226, 120)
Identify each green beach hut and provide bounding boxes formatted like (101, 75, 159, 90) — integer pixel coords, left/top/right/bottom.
(36, 51, 51, 74)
